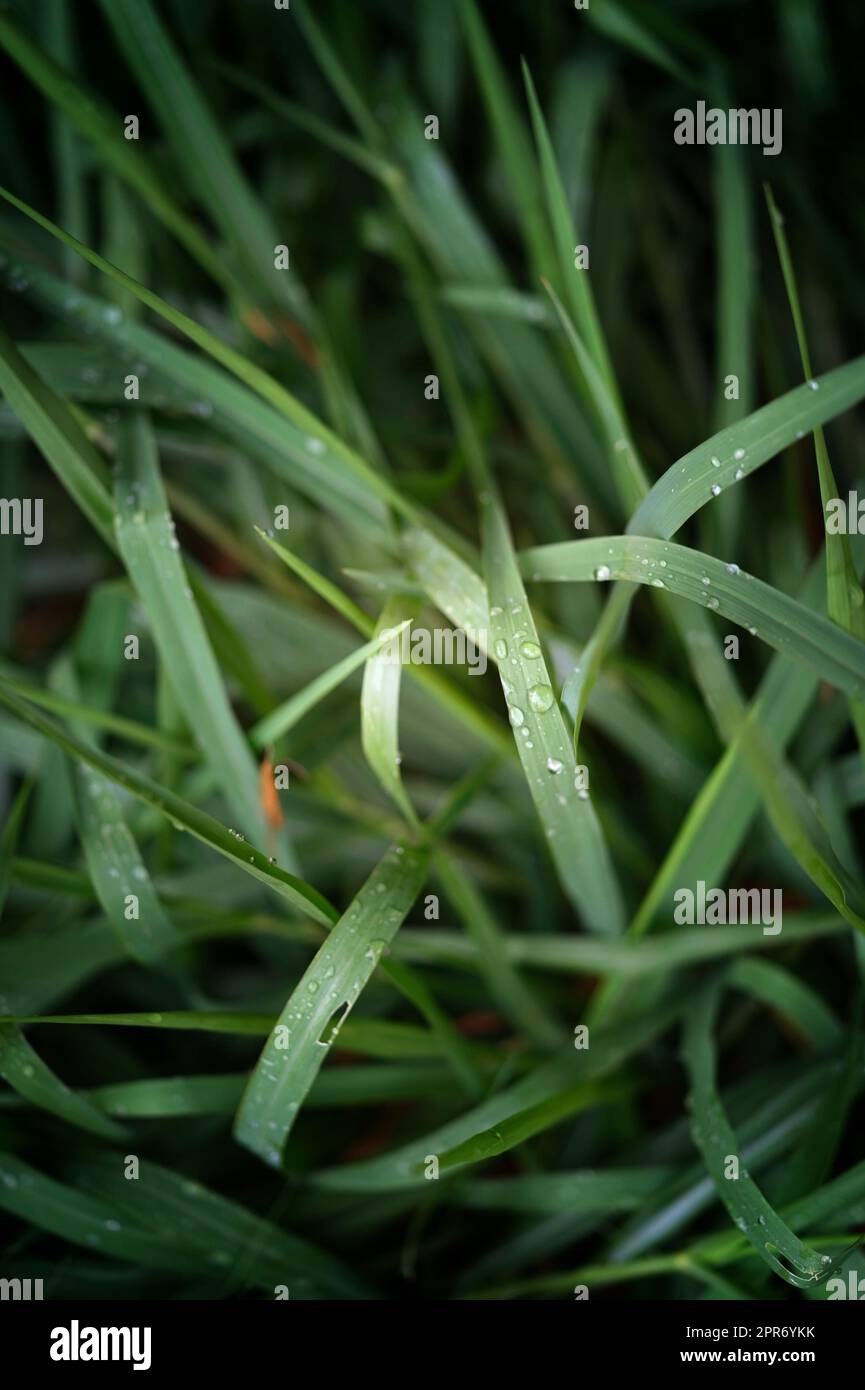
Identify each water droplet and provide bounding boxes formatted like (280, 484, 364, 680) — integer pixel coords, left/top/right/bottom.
(808, 379, 819, 391)
(546, 757, 563, 774)
(508, 706, 525, 727)
(711, 456, 721, 468)
(701, 576, 710, 585)
(733, 447, 745, 461)
(519, 640, 541, 660)
(304, 436, 326, 454)
(593, 565, 611, 582)
(494, 638, 508, 660)
(710, 484, 722, 497)
(707, 596, 719, 610)
(726, 562, 740, 575)
(527, 683, 554, 714)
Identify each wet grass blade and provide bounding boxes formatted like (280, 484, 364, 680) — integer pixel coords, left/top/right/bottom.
(234, 840, 429, 1167)
(434, 1077, 627, 1176)
(630, 356, 865, 540)
(683, 976, 834, 1289)
(311, 1002, 678, 1193)
(71, 762, 180, 963)
(114, 413, 263, 840)
(482, 488, 625, 932)
(521, 535, 865, 700)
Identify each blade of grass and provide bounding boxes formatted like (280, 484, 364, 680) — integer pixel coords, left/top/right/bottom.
(482, 487, 625, 932)
(0, 323, 113, 544)
(0, 1025, 125, 1140)
(250, 623, 411, 749)
(234, 839, 429, 1166)
(361, 598, 420, 828)
(683, 975, 833, 1289)
(0, 678, 337, 926)
(435, 850, 564, 1049)
(311, 1000, 680, 1193)
(766, 182, 865, 769)
(521, 534, 865, 701)
(114, 412, 263, 840)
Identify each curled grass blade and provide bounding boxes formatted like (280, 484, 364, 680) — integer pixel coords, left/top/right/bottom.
(361, 599, 420, 827)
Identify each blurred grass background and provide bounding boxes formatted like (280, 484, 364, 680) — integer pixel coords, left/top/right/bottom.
(0, 0, 863, 1301)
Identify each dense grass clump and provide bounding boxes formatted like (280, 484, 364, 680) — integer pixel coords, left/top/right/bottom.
(0, 0, 864, 1301)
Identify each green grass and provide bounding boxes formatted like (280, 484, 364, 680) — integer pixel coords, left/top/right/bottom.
(0, 0, 863, 1301)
